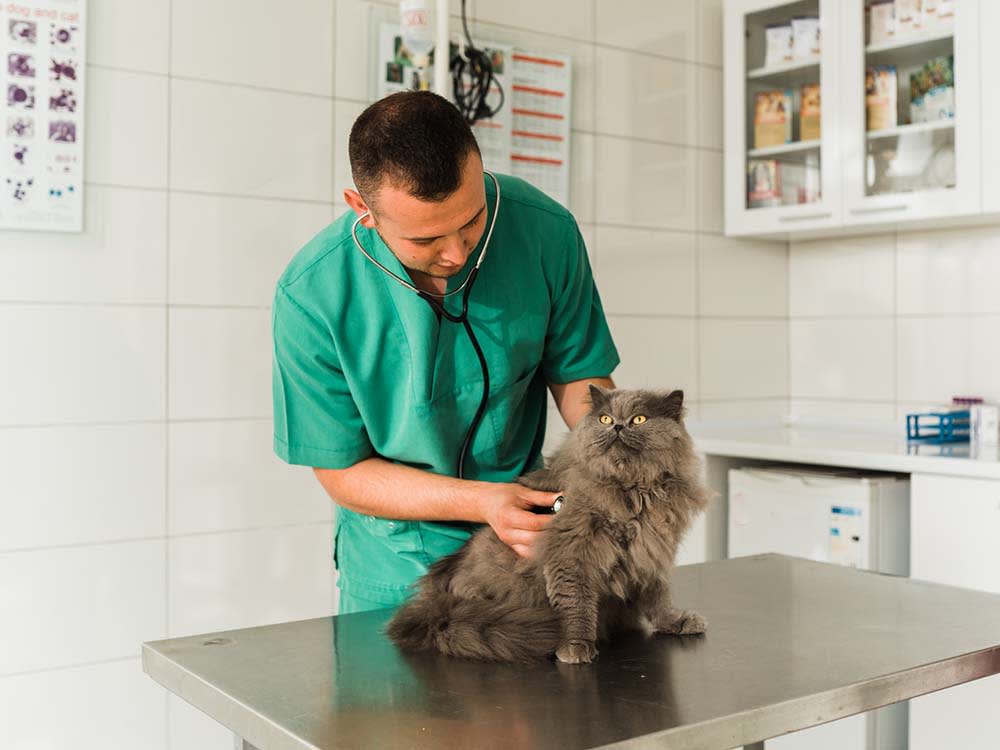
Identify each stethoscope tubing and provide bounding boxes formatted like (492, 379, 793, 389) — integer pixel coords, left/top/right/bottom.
(349, 172, 501, 479)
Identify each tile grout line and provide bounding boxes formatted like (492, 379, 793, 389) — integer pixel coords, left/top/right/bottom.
(0, 520, 336, 557)
(165, 0, 173, 740)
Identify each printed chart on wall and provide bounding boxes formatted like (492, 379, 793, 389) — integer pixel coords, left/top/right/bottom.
(510, 50, 571, 208)
(374, 23, 572, 207)
(0, 0, 86, 232)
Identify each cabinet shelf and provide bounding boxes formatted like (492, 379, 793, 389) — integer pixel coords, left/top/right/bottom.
(866, 120, 955, 140)
(747, 139, 821, 158)
(865, 28, 954, 56)
(747, 59, 820, 80)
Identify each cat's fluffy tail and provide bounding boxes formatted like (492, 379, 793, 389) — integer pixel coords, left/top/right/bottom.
(386, 591, 561, 663)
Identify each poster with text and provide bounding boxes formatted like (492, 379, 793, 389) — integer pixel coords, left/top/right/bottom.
(0, 0, 85, 232)
(510, 50, 571, 208)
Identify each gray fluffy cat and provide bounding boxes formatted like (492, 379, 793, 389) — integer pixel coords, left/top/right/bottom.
(387, 386, 712, 664)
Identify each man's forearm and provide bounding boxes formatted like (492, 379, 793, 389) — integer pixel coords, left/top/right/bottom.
(549, 375, 616, 429)
(313, 457, 493, 522)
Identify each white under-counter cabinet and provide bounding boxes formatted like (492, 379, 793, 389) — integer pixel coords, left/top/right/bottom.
(724, 0, 982, 237)
(909, 473, 1000, 750)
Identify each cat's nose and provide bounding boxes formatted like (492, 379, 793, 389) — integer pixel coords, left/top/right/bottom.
(613, 424, 624, 432)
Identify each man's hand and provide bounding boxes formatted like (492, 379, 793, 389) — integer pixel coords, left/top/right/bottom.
(478, 483, 561, 558)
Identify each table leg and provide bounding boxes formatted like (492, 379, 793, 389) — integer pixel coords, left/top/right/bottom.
(743, 743, 765, 750)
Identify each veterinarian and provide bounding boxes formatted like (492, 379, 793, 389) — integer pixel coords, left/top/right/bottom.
(271, 91, 619, 614)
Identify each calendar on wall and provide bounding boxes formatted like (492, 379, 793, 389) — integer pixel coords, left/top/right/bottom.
(1, 0, 86, 232)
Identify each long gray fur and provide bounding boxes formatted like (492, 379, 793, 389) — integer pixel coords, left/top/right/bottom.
(386, 385, 713, 664)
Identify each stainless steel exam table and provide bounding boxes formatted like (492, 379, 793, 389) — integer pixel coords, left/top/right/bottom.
(141, 554, 1000, 749)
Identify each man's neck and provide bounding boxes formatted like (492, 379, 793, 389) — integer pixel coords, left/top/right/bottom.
(407, 268, 448, 296)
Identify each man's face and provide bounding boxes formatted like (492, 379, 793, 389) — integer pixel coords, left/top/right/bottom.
(348, 153, 488, 280)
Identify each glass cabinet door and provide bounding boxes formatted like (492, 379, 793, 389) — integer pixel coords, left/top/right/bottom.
(724, 0, 842, 236)
(842, 0, 981, 223)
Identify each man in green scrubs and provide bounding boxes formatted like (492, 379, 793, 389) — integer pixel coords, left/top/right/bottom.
(272, 91, 619, 614)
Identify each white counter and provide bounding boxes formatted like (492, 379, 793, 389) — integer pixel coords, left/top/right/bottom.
(689, 422, 1000, 480)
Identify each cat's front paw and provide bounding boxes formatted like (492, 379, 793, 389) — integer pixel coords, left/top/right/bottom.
(555, 640, 597, 664)
(654, 609, 707, 636)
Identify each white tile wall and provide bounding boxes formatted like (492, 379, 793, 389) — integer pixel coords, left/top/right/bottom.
(607, 316, 698, 397)
(700, 319, 788, 400)
(474, 0, 593, 43)
(168, 524, 335, 637)
(0, 185, 167, 304)
(86, 67, 169, 189)
(171, 0, 335, 95)
(168, 192, 333, 307)
(170, 78, 334, 201)
(0, 423, 166, 550)
(168, 307, 273, 420)
(595, 0, 697, 61)
(0, 306, 166, 426)
(0, 660, 167, 749)
(168, 420, 331, 535)
(87, 0, 170, 74)
(790, 318, 894, 401)
(595, 47, 696, 146)
(790, 235, 894, 317)
(896, 226, 1000, 315)
(596, 227, 696, 316)
(569, 131, 596, 224)
(595, 136, 697, 230)
(0, 541, 166, 674)
(789, 224, 1000, 420)
(699, 234, 786, 317)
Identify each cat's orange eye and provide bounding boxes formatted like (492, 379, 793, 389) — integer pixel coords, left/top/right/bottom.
(599, 415, 613, 425)
(631, 415, 647, 424)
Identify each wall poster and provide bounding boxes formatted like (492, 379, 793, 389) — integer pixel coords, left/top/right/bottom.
(1, 0, 86, 232)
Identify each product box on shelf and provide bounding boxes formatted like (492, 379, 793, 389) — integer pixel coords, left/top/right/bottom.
(765, 23, 794, 67)
(791, 16, 821, 61)
(754, 89, 793, 148)
(909, 55, 955, 123)
(866, 65, 898, 130)
(800, 83, 821, 140)
(747, 159, 782, 208)
(895, 0, 923, 36)
(869, 0, 895, 44)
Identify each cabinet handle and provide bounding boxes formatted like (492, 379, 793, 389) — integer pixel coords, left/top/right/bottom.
(850, 203, 909, 214)
(778, 211, 833, 222)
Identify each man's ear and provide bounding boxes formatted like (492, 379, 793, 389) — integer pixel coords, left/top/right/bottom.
(344, 188, 375, 229)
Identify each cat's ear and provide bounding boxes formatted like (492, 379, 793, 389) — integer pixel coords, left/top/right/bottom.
(588, 383, 611, 411)
(661, 389, 684, 420)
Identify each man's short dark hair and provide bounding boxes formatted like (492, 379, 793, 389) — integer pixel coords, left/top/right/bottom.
(349, 91, 481, 204)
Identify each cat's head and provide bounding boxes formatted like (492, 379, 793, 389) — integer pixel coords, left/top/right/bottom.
(573, 386, 692, 483)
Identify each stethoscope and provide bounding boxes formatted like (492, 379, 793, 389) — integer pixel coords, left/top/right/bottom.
(351, 171, 501, 479)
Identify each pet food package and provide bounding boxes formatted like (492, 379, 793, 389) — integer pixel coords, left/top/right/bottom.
(909, 55, 955, 123)
(754, 89, 794, 148)
(866, 65, 898, 130)
(800, 84, 821, 140)
(791, 16, 821, 61)
(923, 0, 955, 31)
(747, 160, 781, 208)
(765, 23, 793, 67)
(869, 0, 895, 44)
(781, 152, 821, 205)
(895, 0, 923, 37)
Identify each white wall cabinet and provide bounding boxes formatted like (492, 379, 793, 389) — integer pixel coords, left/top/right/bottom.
(724, 0, 984, 238)
(981, 0, 1000, 214)
(909, 473, 1000, 750)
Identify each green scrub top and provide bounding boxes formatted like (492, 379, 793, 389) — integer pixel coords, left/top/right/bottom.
(271, 173, 619, 608)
